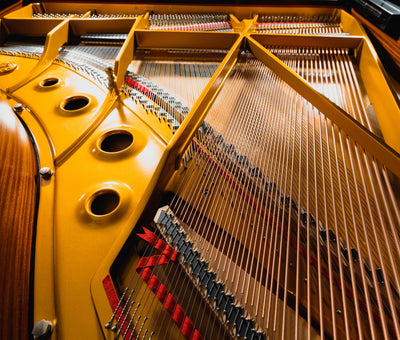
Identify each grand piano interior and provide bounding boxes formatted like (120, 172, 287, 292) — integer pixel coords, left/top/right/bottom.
(1, 1, 400, 339)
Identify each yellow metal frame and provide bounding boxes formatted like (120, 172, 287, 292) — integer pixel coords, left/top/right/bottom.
(0, 3, 399, 339)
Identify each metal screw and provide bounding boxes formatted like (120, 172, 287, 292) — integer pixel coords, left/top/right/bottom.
(39, 167, 53, 180)
(13, 103, 24, 114)
(32, 319, 53, 339)
(0, 62, 17, 74)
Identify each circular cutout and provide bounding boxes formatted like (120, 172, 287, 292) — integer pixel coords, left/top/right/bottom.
(40, 77, 60, 87)
(62, 96, 90, 111)
(90, 190, 120, 216)
(100, 131, 134, 153)
(78, 182, 135, 224)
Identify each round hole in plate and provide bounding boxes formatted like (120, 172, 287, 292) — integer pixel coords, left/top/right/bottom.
(40, 77, 60, 87)
(90, 190, 120, 216)
(100, 131, 134, 153)
(62, 96, 90, 111)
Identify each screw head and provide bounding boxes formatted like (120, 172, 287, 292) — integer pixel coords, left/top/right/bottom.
(13, 103, 24, 114)
(0, 62, 17, 74)
(32, 319, 53, 339)
(104, 66, 113, 75)
(39, 167, 53, 180)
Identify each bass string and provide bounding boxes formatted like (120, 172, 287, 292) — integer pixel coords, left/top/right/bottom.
(312, 48, 338, 338)
(304, 50, 313, 339)
(276, 46, 400, 338)
(171, 54, 272, 330)
(330, 48, 391, 338)
(279, 49, 302, 339)
(202, 55, 283, 329)
(115, 47, 400, 339)
(223, 57, 276, 307)
(140, 59, 224, 340)
(118, 211, 219, 340)
(181, 54, 296, 334)
(324, 49, 365, 338)
(325, 51, 351, 340)
(273, 50, 310, 334)
(166, 60, 228, 338)
(327, 48, 391, 338)
(277, 48, 337, 338)
(202, 56, 279, 309)
(323, 48, 358, 339)
(137, 59, 219, 110)
(297, 54, 312, 339)
(117, 121, 231, 338)
(308, 48, 333, 339)
(315, 48, 339, 339)
(181, 57, 249, 282)
(124, 214, 211, 340)
(182, 54, 246, 340)
(317, 48, 349, 339)
(237, 57, 277, 316)
(189, 53, 298, 334)
(208, 57, 263, 298)
(341, 50, 400, 294)
(252, 50, 286, 329)
(340, 49, 397, 336)
(269, 48, 298, 337)
(109, 240, 167, 339)
(177, 57, 245, 258)
(244, 55, 294, 332)
(170, 58, 236, 250)
(237, 57, 284, 320)
(267, 47, 345, 338)
(145, 54, 233, 338)
(339, 49, 400, 337)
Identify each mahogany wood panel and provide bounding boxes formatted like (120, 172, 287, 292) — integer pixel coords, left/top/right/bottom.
(0, 101, 38, 339)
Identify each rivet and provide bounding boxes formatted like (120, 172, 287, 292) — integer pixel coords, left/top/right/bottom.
(39, 167, 54, 180)
(336, 309, 342, 315)
(13, 103, 24, 114)
(32, 319, 53, 339)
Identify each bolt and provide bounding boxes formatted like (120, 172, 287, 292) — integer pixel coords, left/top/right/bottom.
(39, 167, 53, 180)
(13, 103, 24, 114)
(32, 319, 53, 339)
(0, 62, 17, 74)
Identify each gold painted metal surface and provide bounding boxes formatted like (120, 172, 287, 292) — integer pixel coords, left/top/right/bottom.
(6, 18, 69, 92)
